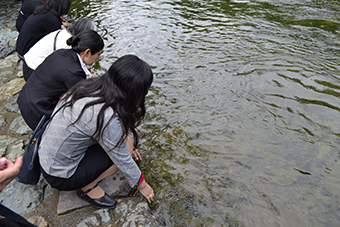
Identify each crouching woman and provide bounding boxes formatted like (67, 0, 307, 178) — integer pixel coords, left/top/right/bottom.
(38, 55, 155, 208)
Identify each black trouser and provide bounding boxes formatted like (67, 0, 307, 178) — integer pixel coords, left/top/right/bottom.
(41, 144, 113, 191)
(22, 60, 34, 81)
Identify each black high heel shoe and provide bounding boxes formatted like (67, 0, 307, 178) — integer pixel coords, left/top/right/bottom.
(76, 184, 117, 209)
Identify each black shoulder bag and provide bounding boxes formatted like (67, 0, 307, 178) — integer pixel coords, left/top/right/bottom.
(16, 105, 65, 185)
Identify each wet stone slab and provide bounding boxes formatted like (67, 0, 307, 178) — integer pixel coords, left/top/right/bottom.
(0, 78, 25, 101)
(1, 94, 22, 114)
(57, 170, 132, 214)
(0, 135, 24, 161)
(0, 178, 48, 214)
(9, 115, 31, 136)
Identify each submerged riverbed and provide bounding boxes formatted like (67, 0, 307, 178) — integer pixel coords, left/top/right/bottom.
(2, 0, 340, 226)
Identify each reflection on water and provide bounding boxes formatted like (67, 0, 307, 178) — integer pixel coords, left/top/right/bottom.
(70, 0, 339, 226)
(4, 0, 338, 225)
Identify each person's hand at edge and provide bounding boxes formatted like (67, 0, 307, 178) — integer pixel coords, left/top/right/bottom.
(138, 179, 154, 203)
(60, 15, 69, 29)
(0, 156, 23, 192)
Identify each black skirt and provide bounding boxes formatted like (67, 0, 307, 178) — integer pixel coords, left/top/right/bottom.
(41, 144, 114, 191)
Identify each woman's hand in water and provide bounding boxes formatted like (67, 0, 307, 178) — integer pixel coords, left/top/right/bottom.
(130, 148, 142, 161)
(138, 179, 154, 203)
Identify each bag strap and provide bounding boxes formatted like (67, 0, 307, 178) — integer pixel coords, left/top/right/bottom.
(50, 102, 69, 120)
(53, 30, 62, 51)
(32, 102, 69, 138)
(0, 204, 36, 227)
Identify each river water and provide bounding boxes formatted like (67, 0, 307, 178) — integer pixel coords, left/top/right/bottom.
(2, 0, 340, 226)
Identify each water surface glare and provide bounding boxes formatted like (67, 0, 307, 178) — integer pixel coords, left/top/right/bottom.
(32, 0, 340, 225)
(68, 0, 340, 226)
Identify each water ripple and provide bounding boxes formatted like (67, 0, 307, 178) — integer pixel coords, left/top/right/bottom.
(69, 0, 340, 225)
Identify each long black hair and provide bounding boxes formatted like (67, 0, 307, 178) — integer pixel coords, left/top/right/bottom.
(34, 0, 71, 17)
(61, 55, 153, 148)
(66, 30, 104, 55)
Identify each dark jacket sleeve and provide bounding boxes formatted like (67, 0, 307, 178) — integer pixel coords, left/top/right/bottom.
(16, 11, 62, 56)
(17, 50, 86, 130)
(62, 67, 86, 90)
(42, 12, 62, 34)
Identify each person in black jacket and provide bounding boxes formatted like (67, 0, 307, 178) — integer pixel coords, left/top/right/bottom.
(23, 18, 97, 81)
(16, 0, 70, 57)
(17, 30, 104, 130)
(15, 0, 44, 33)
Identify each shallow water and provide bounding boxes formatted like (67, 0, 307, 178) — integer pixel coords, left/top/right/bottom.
(2, 0, 340, 226)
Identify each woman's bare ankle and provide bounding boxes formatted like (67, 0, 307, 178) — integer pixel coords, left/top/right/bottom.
(85, 185, 105, 199)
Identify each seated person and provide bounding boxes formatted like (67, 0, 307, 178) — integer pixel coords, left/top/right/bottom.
(39, 55, 155, 209)
(16, 0, 44, 32)
(17, 30, 104, 130)
(23, 18, 97, 80)
(16, 0, 70, 58)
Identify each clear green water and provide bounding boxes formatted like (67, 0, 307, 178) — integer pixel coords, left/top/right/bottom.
(69, 0, 340, 226)
(2, 0, 340, 226)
